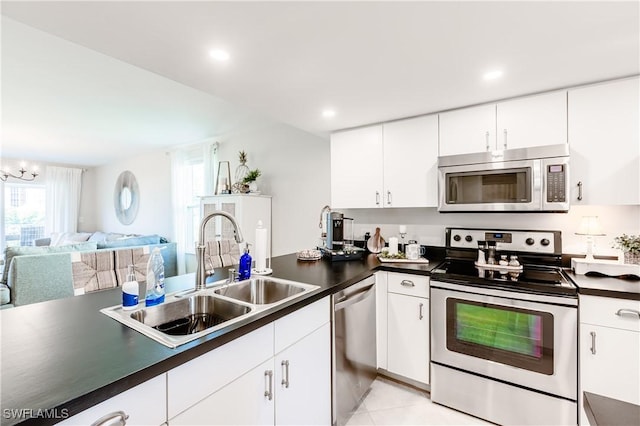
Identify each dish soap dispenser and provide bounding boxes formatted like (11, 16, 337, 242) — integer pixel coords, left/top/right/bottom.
(122, 264, 139, 310)
(239, 244, 252, 280)
(145, 247, 165, 307)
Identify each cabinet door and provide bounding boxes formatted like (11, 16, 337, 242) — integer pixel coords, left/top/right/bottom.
(579, 324, 640, 425)
(569, 77, 640, 205)
(59, 375, 166, 426)
(387, 293, 429, 385)
(383, 115, 439, 207)
(331, 125, 384, 208)
(169, 359, 275, 425)
(497, 90, 567, 150)
(275, 323, 331, 425)
(439, 104, 496, 156)
(375, 271, 388, 370)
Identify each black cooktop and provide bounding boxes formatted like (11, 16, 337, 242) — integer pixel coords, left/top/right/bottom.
(432, 259, 578, 296)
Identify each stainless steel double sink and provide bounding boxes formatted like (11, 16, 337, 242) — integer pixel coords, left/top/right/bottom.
(101, 277, 319, 348)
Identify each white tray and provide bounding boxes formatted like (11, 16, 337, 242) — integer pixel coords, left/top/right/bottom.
(377, 256, 429, 264)
(572, 258, 640, 276)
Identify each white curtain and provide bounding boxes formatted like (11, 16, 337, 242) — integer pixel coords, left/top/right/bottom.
(45, 166, 83, 235)
(170, 140, 218, 275)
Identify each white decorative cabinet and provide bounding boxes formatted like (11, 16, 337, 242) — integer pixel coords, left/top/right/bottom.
(386, 273, 430, 386)
(58, 375, 167, 425)
(578, 295, 640, 425)
(200, 194, 272, 258)
(568, 77, 640, 205)
(382, 115, 439, 207)
(439, 90, 567, 156)
(330, 116, 438, 209)
(330, 125, 384, 209)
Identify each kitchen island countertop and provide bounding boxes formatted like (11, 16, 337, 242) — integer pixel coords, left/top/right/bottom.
(0, 253, 439, 425)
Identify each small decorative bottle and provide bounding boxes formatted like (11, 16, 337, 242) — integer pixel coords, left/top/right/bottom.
(239, 245, 252, 280)
(122, 265, 139, 310)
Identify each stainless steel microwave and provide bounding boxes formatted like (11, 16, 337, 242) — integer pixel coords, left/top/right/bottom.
(438, 144, 570, 212)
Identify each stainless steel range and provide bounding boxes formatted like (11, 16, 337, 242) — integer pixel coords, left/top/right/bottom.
(430, 227, 578, 426)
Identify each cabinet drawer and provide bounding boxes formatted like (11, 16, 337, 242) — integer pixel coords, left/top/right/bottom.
(275, 296, 330, 353)
(580, 295, 640, 332)
(387, 273, 429, 298)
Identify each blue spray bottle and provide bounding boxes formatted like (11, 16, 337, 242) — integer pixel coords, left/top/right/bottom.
(238, 244, 252, 280)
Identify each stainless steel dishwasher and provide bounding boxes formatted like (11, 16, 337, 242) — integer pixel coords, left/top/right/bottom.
(332, 275, 377, 426)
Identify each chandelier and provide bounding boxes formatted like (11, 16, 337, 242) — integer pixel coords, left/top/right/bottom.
(0, 164, 39, 182)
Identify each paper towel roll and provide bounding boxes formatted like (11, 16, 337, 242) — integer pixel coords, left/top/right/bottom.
(255, 220, 268, 272)
(388, 237, 398, 255)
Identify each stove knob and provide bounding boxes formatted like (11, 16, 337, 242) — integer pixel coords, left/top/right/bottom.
(525, 238, 535, 246)
(541, 238, 550, 246)
(465, 235, 473, 243)
(453, 234, 461, 242)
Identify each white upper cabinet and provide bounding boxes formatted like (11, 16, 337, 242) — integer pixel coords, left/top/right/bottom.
(497, 91, 568, 150)
(439, 104, 496, 156)
(568, 77, 640, 205)
(331, 125, 384, 208)
(383, 115, 439, 208)
(439, 90, 568, 156)
(330, 116, 438, 209)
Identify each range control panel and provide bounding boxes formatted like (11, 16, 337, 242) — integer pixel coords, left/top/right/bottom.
(447, 228, 560, 255)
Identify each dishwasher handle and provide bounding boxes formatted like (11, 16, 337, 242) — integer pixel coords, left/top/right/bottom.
(334, 282, 375, 312)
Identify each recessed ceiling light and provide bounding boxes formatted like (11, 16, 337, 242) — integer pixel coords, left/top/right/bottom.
(483, 70, 503, 80)
(322, 109, 336, 118)
(209, 49, 230, 62)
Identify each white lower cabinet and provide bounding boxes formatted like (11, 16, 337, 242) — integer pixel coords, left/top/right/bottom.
(579, 295, 640, 425)
(58, 374, 167, 426)
(381, 272, 430, 386)
(168, 297, 331, 425)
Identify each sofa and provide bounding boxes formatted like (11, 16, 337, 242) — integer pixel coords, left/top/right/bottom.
(1, 234, 177, 308)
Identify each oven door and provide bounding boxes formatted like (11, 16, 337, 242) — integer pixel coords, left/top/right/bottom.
(431, 281, 577, 400)
(438, 159, 541, 212)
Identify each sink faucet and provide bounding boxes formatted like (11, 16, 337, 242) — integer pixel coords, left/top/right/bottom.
(196, 210, 244, 291)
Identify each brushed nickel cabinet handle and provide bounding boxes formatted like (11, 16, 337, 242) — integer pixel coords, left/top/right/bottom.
(577, 181, 583, 201)
(590, 331, 596, 355)
(419, 302, 424, 320)
(616, 308, 640, 319)
(503, 129, 508, 149)
(387, 191, 392, 205)
(281, 360, 290, 388)
(485, 131, 491, 151)
(375, 191, 380, 205)
(264, 370, 273, 400)
(90, 411, 129, 426)
(400, 280, 415, 287)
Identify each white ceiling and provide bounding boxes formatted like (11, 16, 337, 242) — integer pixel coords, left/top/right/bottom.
(1, 1, 639, 166)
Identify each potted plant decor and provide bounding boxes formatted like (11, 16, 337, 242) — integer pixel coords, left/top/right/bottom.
(243, 169, 262, 193)
(612, 234, 640, 264)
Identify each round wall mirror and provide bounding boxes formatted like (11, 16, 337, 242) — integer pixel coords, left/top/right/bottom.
(114, 170, 139, 225)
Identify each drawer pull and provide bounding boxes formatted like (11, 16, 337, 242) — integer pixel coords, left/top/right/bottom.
(419, 302, 424, 320)
(590, 331, 596, 355)
(615, 308, 640, 319)
(400, 280, 415, 287)
(90, 411, 129, 426)
(281, 360, 290, 388)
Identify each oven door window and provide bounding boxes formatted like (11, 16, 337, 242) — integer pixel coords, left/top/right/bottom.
(445, 167, 531, 204)
(446, 298, 554, 375)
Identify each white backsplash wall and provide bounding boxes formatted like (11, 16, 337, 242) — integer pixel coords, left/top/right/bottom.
(344, 205, 640, 257)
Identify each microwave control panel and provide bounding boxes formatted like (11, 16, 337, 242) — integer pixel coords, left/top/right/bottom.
(546, 164, 566, 202)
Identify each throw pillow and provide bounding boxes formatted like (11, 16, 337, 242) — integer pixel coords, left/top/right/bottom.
(1, 242, 98, 285)
(50, 232, 92, 246)
(96, 235, 161, 249)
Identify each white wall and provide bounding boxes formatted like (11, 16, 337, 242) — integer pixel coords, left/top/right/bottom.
(344, 205, 640, 257)
(217, 122, 331, 256)
(93, 150, 173, 238)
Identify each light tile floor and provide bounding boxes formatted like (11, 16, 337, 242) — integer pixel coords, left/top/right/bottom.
(346, 376, 493, 426)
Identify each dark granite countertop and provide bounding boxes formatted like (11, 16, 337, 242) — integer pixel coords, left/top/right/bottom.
(0, 253, 440, 425)
(567, 270, 640, 301)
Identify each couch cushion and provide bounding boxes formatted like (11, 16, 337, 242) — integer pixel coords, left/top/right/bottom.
(50, 232, 93, 246)
(1, 242, 98, 286)
(97, 235, 161, 249)
(113, 246, 151, 286)
(8, 253, 74, 306)
(71, 251, 117, 294)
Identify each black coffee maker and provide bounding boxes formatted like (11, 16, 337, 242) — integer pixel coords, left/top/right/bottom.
(325, 211, 344, 250)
